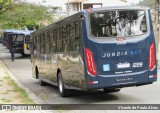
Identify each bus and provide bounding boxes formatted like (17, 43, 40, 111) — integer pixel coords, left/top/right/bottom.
(30, 6, 157, 97)
(2, 30, 11, 46)
(9, 30, 32, 56)
(5, 29, 17, 49)
(23, 31, 34, 55)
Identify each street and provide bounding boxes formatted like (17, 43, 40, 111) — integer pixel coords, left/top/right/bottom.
(0, 43, 160, 104)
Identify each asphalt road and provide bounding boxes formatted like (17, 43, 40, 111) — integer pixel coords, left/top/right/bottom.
(0, 43, 160, 105)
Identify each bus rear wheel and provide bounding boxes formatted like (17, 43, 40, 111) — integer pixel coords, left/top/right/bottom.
(57, 72, 69, 97)
(40, 80, 46, 86)
(103, 88, 121, 93)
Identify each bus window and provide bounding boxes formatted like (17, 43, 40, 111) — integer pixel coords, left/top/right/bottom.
(75, 21, 80, 51)
(69, 23, 75, 51)
(75, 21, 80, 37)
(56, 28, 62, 52)
(41, 33, 45, 54)
(62, 25, 69, 52)
(69, 21, 80, 52)
(62, 26, 66, 39)
(25, 35, 30, 42)
(90, 10, 147, 37)
(12, 35, 24, 42)
(51, 30, 56, 52)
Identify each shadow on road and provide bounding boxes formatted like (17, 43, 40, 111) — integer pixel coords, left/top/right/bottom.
(38, 82, 121, 104)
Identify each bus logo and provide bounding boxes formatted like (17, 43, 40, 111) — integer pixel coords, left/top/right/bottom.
(117, 62, 130, 69)
(102, 51, 128, 58)
(102, 50, 142, 58)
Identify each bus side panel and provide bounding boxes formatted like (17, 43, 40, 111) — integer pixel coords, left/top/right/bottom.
(148, 9, 157, 82)
(30, 37, 37, 79)
(57, 52, 70, 87)
(68, 19, 85, 90)
(81, 15, 99, 89)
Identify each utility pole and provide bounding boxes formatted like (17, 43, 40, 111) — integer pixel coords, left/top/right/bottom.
(67, 0, 70, 16)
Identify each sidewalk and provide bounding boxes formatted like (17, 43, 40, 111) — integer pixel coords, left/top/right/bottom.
(0, 60, 47, 113)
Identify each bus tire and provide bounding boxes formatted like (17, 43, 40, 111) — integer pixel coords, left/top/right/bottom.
(40, 80, 46, 86)
(21, 52, 24, 56)
(21, 52, 27, 57)
(57, 72, 69, 97)
(103, 88, 121, 93)
(35, 67, 46, 86)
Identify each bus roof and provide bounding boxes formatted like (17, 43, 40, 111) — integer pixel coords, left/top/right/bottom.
(87, 6, 149, 11)
(3, 29, 34, 35)
(31, 6, 149, 36)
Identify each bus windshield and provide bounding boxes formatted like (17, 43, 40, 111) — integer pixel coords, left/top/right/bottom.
(90, 10, 147, 38)
(12, 34, 24, 42)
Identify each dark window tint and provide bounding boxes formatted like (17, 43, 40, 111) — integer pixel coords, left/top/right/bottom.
(90, 10, 147, 37)
(25, 35, 30, 42)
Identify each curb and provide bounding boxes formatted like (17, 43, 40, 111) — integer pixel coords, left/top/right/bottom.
(0, 60, 44, 104)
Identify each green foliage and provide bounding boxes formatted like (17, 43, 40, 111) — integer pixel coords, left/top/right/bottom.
(0, 0, 12, 13)
(138, 0, 154, 8)
(0, 2, 61, 30)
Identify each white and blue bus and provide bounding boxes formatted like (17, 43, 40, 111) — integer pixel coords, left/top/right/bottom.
(7, 30, 32, 56)
(30, 6, 157, 97)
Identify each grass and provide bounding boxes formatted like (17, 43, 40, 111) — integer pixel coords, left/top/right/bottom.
(3, 76, 10, 80)
(1, 98, 12, 103)
(4, 75, 35, 104)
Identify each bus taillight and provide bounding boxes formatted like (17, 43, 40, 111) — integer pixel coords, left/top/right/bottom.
(149, 42, 156, 70)
(85, 48, 97, 76)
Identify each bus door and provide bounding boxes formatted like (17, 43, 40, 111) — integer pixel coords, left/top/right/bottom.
(84, 9, 157, 88)
(24, 35, 30, 55)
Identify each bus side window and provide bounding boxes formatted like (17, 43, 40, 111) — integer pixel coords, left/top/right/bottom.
(38, 35, 41, 54)
(69, 21, 80, 52)
(75, 21, 80, 51)
(40, 34, 43, 54)
(62, 25, 69, 52)
(45, 31, 50, 54)
(30, 36, 34, 55)
(69, 22, 75, 52)
(41, 33, 45, 54)
(52, 29, 56, 52)
(56, 27, 62, 52)
(34, 36, 37, 51)
(140, 16, 147, 33)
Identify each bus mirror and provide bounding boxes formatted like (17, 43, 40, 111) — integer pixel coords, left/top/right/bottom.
(80, 14, 85, 21)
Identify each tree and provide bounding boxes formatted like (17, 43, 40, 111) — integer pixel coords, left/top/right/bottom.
(0, 0, 12, 13)
(138, 0, 154, 8)
(0, 2, 61, 30)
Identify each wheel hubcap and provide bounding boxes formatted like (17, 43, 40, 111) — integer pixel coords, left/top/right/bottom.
(59, 76, 63, 93)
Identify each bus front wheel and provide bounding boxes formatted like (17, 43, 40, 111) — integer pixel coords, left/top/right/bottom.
(35, 67, 46, 86)
(21, 52, 27, 57)
(57, 72, 69, 97)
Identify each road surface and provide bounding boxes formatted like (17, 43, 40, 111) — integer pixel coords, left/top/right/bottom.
(0, 43, 160, 105)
